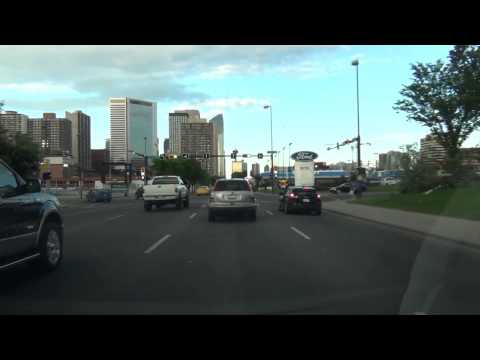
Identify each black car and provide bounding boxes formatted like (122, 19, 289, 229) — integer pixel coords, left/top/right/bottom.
(278, 186, 322, 215)
(329, 182, 352, 194)
(0, 158, 64, 271)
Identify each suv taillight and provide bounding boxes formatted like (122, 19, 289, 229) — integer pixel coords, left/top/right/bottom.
(316, 193, 321, 199)
(288, 192, 297, 199)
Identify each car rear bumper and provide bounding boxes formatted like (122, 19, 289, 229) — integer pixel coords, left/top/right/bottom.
(208, 203, 257, 212)
(286, 199, 322, 211)
(144, 195, 177, 201)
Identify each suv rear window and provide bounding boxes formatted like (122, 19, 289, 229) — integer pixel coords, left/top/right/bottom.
(152, 177, 179, 185)
(214, 181, 250, 191)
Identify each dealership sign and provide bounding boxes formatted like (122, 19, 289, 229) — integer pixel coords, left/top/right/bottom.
(291, 151, 318, 161)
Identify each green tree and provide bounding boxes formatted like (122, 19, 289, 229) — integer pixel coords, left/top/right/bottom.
(394, 45, 480, 162)
(0, 126, 40, 178)
(151, 158, 210, 185)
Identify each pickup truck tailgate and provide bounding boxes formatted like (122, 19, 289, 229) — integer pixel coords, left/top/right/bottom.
(144, 184, 178, 196)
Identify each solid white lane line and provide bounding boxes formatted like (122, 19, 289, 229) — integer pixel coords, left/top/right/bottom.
(265, 210, 273, 216)
(189, 212, 198, 220)
(105, 214, 125, 222)
(290, 226, 311, 240)
(144, 234, 171, 254)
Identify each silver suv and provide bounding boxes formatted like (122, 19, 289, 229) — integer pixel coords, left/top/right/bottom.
(208, 179, 257, 222)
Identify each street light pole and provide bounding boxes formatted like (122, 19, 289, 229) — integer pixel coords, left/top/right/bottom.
(352, 59, 361, 171)
(144, 136, 148, 185)
(282, 146, 285, 178)
(264, 105, 274, 192)
(288, 142, 292, 181)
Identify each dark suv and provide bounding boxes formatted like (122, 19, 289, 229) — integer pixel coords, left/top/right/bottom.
(278, 186, 322, 215)
(0, 158, 64, 271)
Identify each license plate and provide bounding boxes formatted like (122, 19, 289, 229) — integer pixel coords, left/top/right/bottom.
(227, 196, 238, 201)
(303, 199, 310, 203)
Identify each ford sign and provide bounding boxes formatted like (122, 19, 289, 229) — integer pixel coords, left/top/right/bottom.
(291, 151, 318, 161)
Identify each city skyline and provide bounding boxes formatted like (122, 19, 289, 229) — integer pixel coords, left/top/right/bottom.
(2, 45, 480, 177)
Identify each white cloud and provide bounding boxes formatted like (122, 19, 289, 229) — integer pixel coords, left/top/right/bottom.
(0, 45, 338, 110)
(0, 82, 71, 93)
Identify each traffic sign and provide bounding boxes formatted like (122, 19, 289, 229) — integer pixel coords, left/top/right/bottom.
(159, 155, 165, 160)
(242, 154, 248, 158)
(182, 153, 189, 159)
(257, 153, 263, 159)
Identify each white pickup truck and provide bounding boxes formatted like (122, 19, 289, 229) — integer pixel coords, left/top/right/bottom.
(142, 176, 189, 212)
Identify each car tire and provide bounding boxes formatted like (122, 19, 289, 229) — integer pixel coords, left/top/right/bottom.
(34, 221, 63, 272)
(184, 196, 190, 208)
(208, 210, 215, 222)
(144, 202, 152, 212)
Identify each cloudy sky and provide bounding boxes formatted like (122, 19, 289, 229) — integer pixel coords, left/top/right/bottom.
(1, 45, 478, 175)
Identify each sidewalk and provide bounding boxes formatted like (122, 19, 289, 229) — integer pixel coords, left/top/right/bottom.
(324, 200, 480, 248)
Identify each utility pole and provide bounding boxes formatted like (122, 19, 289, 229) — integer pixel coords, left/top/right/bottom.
(144, 137, 148, 185)
(352, 59, 361, 171)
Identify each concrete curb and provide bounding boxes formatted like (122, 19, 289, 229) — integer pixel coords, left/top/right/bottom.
(323, 207, 480, 252)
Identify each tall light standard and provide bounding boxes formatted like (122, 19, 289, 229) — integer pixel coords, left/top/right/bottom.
(288, 142, 292, 181)
(352, 59, 361, 172)
(144, 136, 148, 185)
(264, 105, 274, 192)
(282, 146, 286, 178)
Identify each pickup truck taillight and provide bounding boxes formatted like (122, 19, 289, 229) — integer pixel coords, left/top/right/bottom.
(316, 193, 321, 199)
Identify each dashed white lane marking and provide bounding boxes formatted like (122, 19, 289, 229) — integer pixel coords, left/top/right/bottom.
(189, 212, 198, 220)
(144, 234, 172, 254)
(105, 214, 125, 222)
(290, 226, 311, 240)
(265, 210, 273, 216)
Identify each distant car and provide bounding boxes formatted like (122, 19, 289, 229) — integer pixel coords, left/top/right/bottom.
(195, 186, 210, 196)
(329, 182, 351, 194)
(279, 186, 322, 215)
(0, 158, 64, 272)
(208, 179, 257, 222)
(86, 189, 112, 203)
(381, 177, 400, 186)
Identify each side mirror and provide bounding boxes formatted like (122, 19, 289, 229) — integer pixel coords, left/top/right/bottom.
(25, 178, 41, 193)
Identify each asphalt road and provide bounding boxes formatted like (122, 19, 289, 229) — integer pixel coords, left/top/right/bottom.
(1, 192, 480, 314)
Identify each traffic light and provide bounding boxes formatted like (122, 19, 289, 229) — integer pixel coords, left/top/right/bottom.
(203, 153, 210, 159)
(336, 142, 340, 150)
(257, 153, 263, 159)
(242, 154, 248, 158)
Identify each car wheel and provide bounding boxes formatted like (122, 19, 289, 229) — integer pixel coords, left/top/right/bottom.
(184, 196, 190, 208)
(35, 222, 63, 272)
(208, 210, 215, 222)
(176, 196, 183, 210)
(144, 202, 152, 212)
